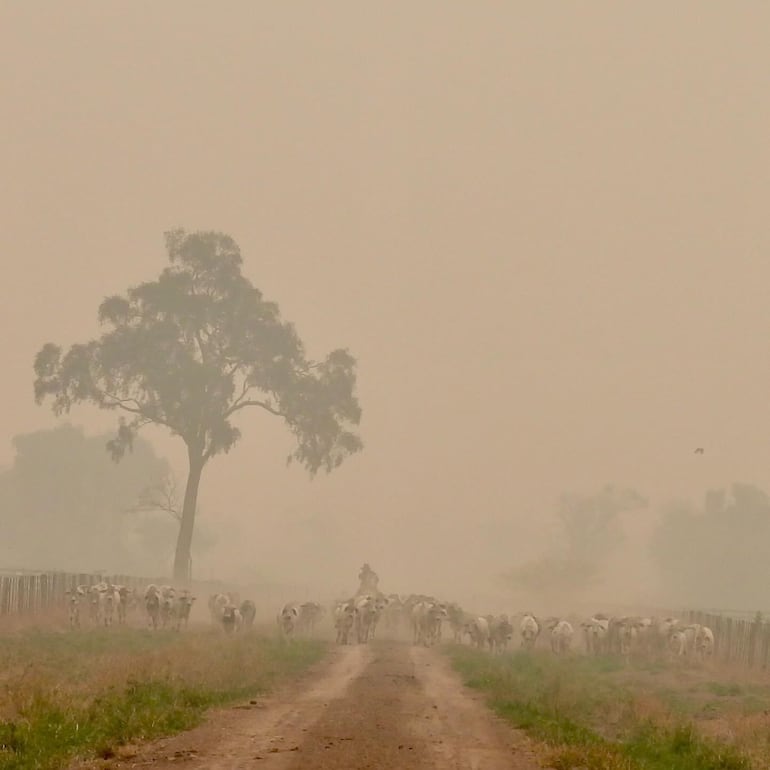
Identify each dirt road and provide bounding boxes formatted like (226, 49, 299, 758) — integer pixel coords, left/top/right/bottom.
(108, 641, 539, 769)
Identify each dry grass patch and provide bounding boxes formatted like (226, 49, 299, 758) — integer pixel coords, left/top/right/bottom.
(449, 646, 756, 769)
(0, 626, 325, 769)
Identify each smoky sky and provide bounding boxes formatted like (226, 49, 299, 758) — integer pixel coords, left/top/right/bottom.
(2, 3, 769, 602)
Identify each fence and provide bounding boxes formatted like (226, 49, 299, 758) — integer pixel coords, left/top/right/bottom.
(0, 568, 315, 621)
(0, 571, 167, 616)
(685, 610, 770, 669)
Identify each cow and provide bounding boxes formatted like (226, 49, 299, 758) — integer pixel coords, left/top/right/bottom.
(239, 600, 256, 630)
(115, 585, 132, 625)
(655, 617, 680, 655)
(297, 601, 324, 636)
(354, 594, 379, 644)
(582, 616, 609, 656)
(144, 584, 161, 630)
(173, 592, 195, 631)
(411, 600, 448, 647)
(464, 615, 490, 650)
(221, 603, 242, 635)
(446, 603, 466, 643)
(209, 593, 230, 624)
(520, 614, 540, 650)
(100, 585, 121, 627)
(278, 603, 300, 640)
(158, 585, 176, 629)
(631, 617, 656, 659)
(369, 595, 390, 640)
(489, 615, 514, 654)
(334, 599, 356, 645)
(695, 625, 715, 662)
(668, 629, 687, 659)
(550, 620, 574, 655)
(616, 617, 652, 662)
(680, 624, 702, 658)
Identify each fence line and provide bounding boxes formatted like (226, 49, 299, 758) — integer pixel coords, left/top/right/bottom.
(0, 569, 312, 621)
(0, 571, 168, 616)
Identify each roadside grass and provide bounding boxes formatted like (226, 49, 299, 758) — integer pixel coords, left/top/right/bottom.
(449, 646, 761, 770)
(0, 626, 325, 769)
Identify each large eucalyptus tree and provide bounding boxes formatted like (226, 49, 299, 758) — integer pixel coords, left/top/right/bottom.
(34, 229, 362, 580)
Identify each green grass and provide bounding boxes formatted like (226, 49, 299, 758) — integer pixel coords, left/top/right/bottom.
(0, 628, 325, 769)
(706, 682, 744, 697)
(448, 646, 752, 770)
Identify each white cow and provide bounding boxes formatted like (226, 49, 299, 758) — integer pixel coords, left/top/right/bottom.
(209, 593, 230, 624)
(520, 614, 540, 650)
(656, 617, 680, 655)
(90, 583, 119, 627)
(695, 625, 715, 662)
(412, 600, 448, 647)
(278, 603, 300, 640)
(144, 584, 161, 630)
(669, 629, 687, 659)
(550, 620, 574, 655)
(159, 585, 176, 629)
(464, 616, 490, 650)
(354, 594, 379, 644)
(680, 624, 702, 658)
(369, 595, 390, 640)
(173, 592, 195, 631)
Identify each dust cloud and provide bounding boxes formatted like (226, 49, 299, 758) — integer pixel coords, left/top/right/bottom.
(2, 3, 770, 615)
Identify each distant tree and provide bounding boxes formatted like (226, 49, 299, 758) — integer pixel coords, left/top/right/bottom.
(34, 229, 363, 580)
(651, 483, 770, 608)
(0, 424, 168, 572)
(506, 485, 647, 604)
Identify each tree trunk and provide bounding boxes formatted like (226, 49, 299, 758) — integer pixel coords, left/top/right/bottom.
(173, 450, 204, 583)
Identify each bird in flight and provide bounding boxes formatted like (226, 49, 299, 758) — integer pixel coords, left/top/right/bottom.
(694, 448, 704, 454)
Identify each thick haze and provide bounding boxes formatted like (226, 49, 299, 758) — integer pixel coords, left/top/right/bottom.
(2, 4, 769, 608)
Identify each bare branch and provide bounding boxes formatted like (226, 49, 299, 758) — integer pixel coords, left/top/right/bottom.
(126, 473, 182, 521)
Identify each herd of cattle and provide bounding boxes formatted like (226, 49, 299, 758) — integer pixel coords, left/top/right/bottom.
(64, 582, 321, 638)
(65, 582, 197, 630)
(64, 584, 715, 665)
(317, 592, 715, 665)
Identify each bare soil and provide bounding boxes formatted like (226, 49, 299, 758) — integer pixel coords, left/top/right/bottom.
(96, 641, 539, 769)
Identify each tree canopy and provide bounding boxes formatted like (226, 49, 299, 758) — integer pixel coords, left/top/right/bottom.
(651, 483, 770, 608)
(34, 229, 362, 579)
(505, 485, 647, 606)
